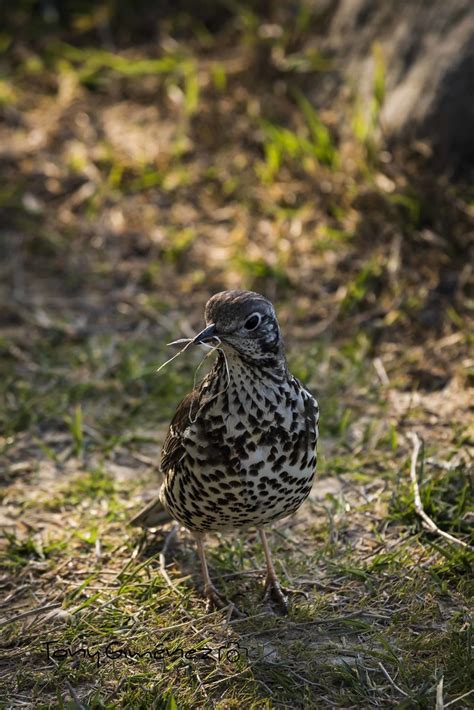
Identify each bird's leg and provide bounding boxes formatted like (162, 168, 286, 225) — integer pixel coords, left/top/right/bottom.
(193, 533, 238, 615)
(194, 533, 246, 618)
(259, 528, 289, 613)
(194, 532, 226, 611)
(259, 529, 309, 613)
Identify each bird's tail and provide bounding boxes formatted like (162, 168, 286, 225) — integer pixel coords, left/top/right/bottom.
(129, 496, 173, 528)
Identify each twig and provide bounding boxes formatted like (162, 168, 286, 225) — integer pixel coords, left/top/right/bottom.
(407, 433, 471, 550)
(436, 676, 444, 710)
(444, 689, 474, 707)
(204, 649, 277, 689)
(64, 678, 89, 710)
(224, 603, 236, 624)
(0, 603, 62, 628)
(218, 568, 265, 579)
(425, 457, 459, 471)
(127, 606, 230, 636)
(46, 652, 89, 710)
(103, 678, 126, 705)
(378, 662, 409, 697)
(193, 668, 210, 700)
(373, 357, 390, 386)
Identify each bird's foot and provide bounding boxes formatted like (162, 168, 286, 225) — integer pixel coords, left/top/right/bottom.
(263, 575, 288, 614)
(203, 584, 246, 619)
(263, 574, 309, 614)
(204, 582, 227, 612)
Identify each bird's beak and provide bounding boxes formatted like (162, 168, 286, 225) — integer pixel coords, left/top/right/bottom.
(192, 323, 218, 344)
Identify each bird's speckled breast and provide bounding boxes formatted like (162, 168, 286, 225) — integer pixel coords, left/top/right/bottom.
(160, 356, 319, 532)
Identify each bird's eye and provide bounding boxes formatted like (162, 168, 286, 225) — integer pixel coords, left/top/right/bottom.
(244, 313, 261, 330)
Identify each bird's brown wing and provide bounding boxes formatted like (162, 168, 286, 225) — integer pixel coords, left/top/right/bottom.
(130, 390, 199, 528)
(160, 390, 199, 473)
(130, 391, 200, 528)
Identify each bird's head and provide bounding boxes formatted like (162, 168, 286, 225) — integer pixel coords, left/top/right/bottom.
(192, 290, 284, 365)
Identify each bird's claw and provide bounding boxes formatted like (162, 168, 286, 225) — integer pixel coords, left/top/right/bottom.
(263, 576, 289, 614)
(204, 584, 246, 618)
(204, 583, 227, 612)
(263, 575, 308, 614)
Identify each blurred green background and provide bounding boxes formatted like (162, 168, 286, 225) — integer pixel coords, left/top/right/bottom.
(1, 0, 472, 436)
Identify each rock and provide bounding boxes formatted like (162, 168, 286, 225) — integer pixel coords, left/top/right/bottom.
(317, 0, 474, 173)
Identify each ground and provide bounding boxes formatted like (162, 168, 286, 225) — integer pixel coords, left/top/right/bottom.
(0, 5, 473, 709)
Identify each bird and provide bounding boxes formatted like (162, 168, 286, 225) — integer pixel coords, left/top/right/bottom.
(130, 289, 319, 614)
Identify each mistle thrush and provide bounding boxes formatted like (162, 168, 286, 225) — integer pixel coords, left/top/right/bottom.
(130, 290, 319, 613)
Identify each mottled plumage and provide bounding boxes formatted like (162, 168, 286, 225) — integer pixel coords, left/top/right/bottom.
(131, 290, 319, 613)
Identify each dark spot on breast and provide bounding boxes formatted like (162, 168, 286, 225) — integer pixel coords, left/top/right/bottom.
(273, 455, 286, 471)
